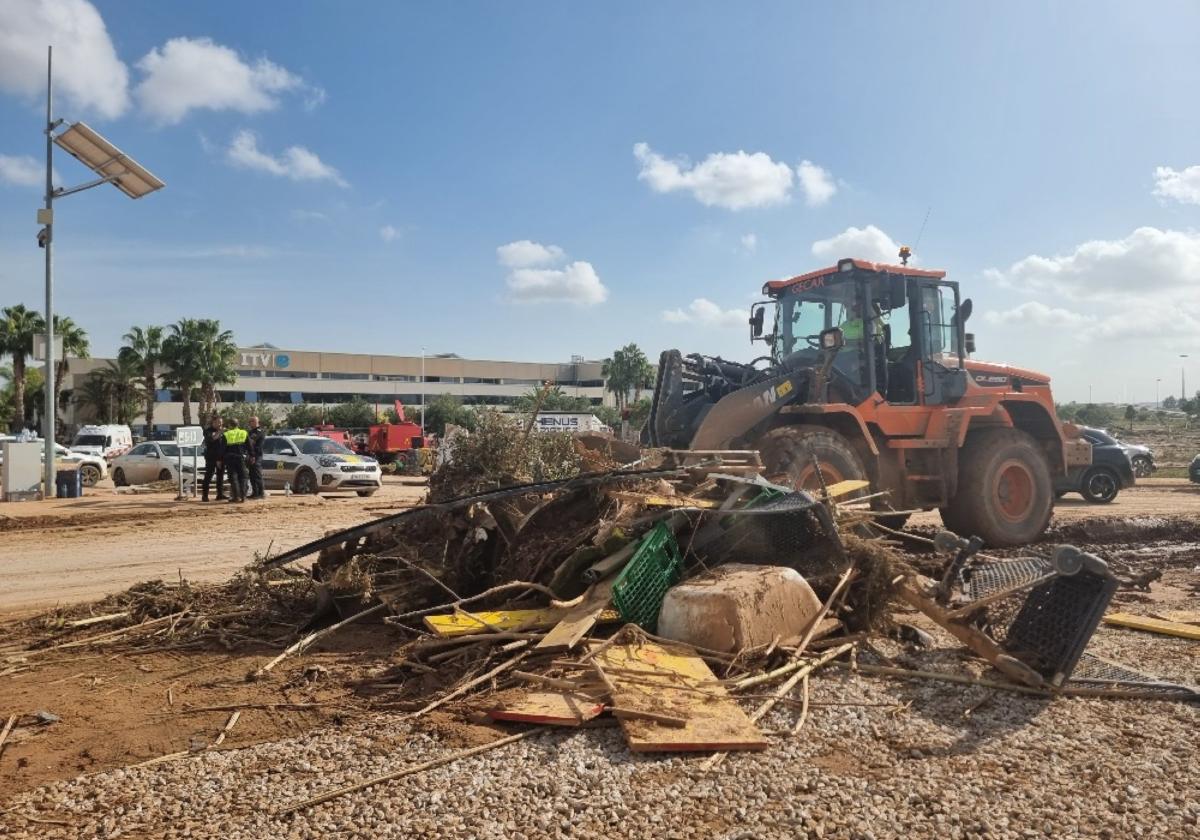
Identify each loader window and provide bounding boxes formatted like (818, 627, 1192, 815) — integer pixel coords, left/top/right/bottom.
(919, 285, 961, 366)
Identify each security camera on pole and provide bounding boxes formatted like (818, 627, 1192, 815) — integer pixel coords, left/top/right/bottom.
(38, 45, 164, 497)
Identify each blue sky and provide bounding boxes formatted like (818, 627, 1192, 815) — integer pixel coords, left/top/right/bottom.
(2, 0, 1199, 403)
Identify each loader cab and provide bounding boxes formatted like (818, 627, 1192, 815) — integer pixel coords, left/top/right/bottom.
(757, 258, 969, 407)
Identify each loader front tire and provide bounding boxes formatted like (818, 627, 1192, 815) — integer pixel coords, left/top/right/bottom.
(756, 425, 868, 496)
(941, 428, 1052, 548)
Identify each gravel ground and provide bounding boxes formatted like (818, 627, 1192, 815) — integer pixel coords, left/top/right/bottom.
(2, 621, 1196, 840)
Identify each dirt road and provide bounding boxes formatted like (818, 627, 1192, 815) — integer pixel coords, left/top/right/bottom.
(0, 481, 425, 614)
(2, 478, 1196, 616)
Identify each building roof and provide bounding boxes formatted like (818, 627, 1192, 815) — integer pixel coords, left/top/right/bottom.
(763, 258, 946, 293)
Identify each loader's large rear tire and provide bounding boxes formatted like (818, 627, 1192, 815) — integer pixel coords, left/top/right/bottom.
(756, 425, 868, 494)
(941, 428, 1053, 547)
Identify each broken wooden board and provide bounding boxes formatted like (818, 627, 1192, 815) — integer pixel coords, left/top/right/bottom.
(487, 691, 606, 726)
(423, 607, 619, 638)
(1104, 612, 1200, 641)
(824, 479, 870, 499)
(537, 578, 616, 653)
(1153, 610, 1200, 626)
(596, 639, 768, 753)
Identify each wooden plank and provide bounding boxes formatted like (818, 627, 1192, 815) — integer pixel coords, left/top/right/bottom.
(423, 607, 619, 638)
(1154, 610, 1200, 626)
(1104, 612, 1200, 641)
(608, 491, 720, 509)
(536, 578, 616, 653)
(487, 691, 605, 726)
(596, 640, 767, 753)
(824, 479, 870, 499)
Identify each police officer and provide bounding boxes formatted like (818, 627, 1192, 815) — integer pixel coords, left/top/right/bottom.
(201, 414, 226, 502)
(246, 415, 266, 500)
(222, 418, 249, 503)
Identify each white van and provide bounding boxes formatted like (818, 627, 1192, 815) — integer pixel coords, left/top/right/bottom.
(71, 424, 134, 462)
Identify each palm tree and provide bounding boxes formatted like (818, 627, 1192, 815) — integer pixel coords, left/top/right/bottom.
(161, 318, 237, 426)
(119, 325, 165, 430)
(78, 357, 144, 425)
(52, 315, 90, 426)
(0, 304, 46, 432)
(602, 343, 654, 411)
(161, 319, 203, 426)
(194, 320, 237, 420)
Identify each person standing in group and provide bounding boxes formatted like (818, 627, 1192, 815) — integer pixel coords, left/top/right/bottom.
(222, 418, 249, 503)
(246, 415, 266, 500)
(201, 414, 226, 502)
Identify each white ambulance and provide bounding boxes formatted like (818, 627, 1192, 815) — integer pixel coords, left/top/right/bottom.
(71, 424, 134, 462)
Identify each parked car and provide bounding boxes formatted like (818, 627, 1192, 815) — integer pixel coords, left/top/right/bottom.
(1111, 435, 1157, 478)
(111, 441, 202, 486)
(1190, 453, 1200, 484)
(259, 434, 381, 496)
(0, 437, 109, 487)
(1055, 427, 1136, 503)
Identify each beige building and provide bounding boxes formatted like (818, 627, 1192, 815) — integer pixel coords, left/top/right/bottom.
(64, 345, 610, 432)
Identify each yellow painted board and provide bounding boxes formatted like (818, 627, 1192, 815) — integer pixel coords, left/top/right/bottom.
(609, 491, 719, 509)
(423, 607, 620, 638)
(825, 479, 870, 499)
(597, 640, 767, 753)
(1104, 613, 1200, 641)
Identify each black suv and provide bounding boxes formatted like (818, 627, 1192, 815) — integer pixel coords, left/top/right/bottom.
(1055, 427, 1136, 503)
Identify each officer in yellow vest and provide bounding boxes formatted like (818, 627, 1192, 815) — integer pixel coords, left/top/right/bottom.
(222, 418, 249, 503)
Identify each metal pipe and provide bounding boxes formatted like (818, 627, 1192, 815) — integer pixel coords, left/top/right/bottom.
(43, 45, 56, 498)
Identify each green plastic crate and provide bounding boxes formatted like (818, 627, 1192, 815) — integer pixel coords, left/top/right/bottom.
(611, 522, 683, 632)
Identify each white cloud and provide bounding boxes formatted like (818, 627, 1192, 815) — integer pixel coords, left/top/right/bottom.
(740, 233, 758, 253)
(662, 298, 746, 328)
(226, 130, 347, 187)
(507, 262, 608, 305)
(135, 37, 315, 124)
(496, 240, 565, 268)
(796, 160, 837, 206)
(1152, 165, 1200, 206)
(812, 224, 904, 264)
(379, 224, 400, 242)
(0, 0, 130, 118)
(984, 301, 1095, 328)
(496, 241, 607, 305)
(634, 142, 795, 210)
(0, 154, 43, 187)
(984, 227, 1200, 300)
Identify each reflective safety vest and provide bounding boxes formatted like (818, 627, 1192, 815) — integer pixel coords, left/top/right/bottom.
(223, 428, 248, 446)
(841, 318, 865, 341)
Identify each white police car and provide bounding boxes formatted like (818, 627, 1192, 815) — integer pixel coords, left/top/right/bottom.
(259, 435, 381, 496)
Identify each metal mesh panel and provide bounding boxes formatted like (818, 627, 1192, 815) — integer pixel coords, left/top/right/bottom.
(698, 492, 846, 582)
(1069, 654, 1200, 700)
(962, 557, 1054, 600)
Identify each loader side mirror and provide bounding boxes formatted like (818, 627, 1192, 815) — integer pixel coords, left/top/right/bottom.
(749, 303, 767, 341)
(965, 333, 976, 354)
(959, 298, 973, 323)
(819, 327, 845, 350)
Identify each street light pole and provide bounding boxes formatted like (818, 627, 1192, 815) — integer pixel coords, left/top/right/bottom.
(1182, 355, 1190, 402)
(43, 46, 57, 497)
(420, 346, 426, 433)
(1156, 378, 1161, 408)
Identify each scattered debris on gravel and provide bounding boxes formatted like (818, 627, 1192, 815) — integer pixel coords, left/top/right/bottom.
(2, 430, 1198, 838)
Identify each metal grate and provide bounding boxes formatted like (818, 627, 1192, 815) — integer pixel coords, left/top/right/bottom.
(698, 492, 845, 582)
(962, 557, 1054, 600)
(1069, 653, 1200, 700)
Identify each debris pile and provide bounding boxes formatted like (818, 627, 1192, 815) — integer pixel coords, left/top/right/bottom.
(8, 426, 1198, 813)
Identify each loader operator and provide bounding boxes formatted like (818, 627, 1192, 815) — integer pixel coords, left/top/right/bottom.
(222, 419, 249, 503)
